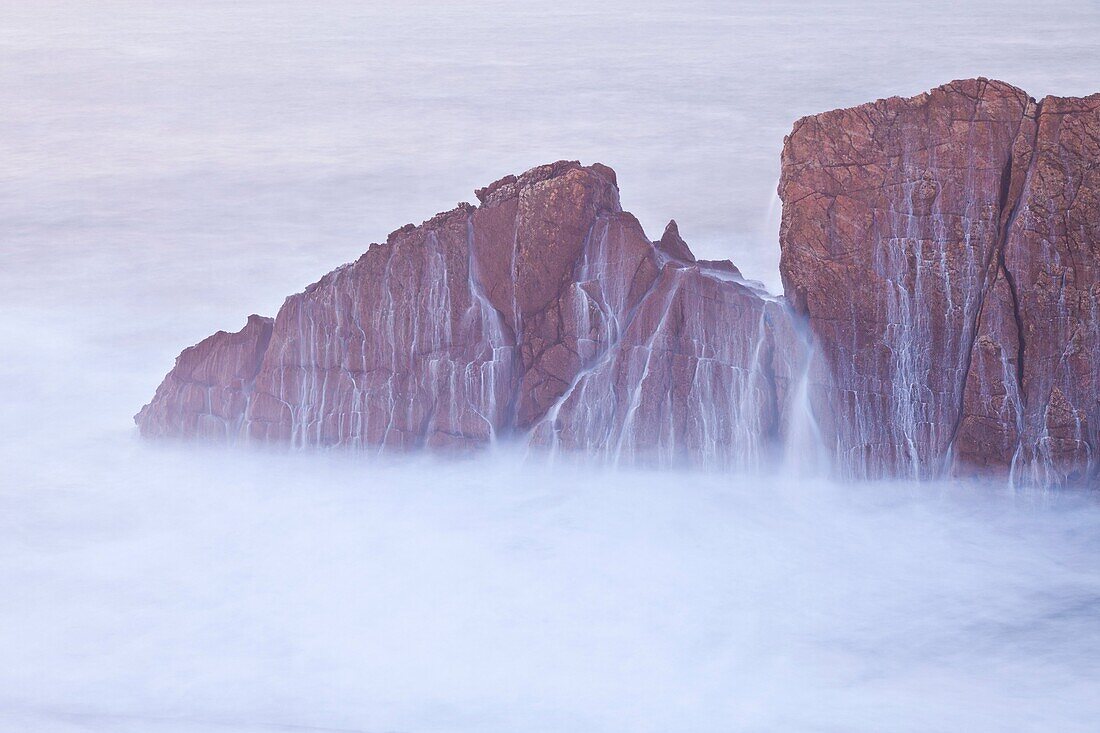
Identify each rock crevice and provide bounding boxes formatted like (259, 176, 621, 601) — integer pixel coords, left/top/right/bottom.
(781, 79, 1099, 486)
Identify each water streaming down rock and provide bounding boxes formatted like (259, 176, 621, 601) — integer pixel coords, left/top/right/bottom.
(780, 78, 1100, 487)
(136, 313, 274, 440)
(138, 161, 810, 469)
(780, 79, 1029, 480)
(971, 91, 1100, 487)
(237, 205, 514, 451)
(138, 79, 1100, 486)
(781, 325, 830, 477)
(529, 223, 808, 471)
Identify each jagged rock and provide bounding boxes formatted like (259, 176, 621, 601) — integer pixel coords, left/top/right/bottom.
(139, 161, 805, 467)
(139, 79, 1099, 487)
(780, 78, 1100, 486)
(654, 220, 696, 262)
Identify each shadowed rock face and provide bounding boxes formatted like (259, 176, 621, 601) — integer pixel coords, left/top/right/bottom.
(138, 161, 808, 469)
(139, 79, 1098, 486)
(780, 78, 1100, 486)
(136, 314, 273, 440)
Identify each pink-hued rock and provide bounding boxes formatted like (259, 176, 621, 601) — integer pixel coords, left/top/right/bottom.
(529, 262, 805, 470)
(136, 314, 273, 440)
(780, 79, 1100, 486)
(138, 161, 804, 467)
(241, 201, 511, 452)
(957, 92, 1100, 486)
(140, 80, 1099, 487)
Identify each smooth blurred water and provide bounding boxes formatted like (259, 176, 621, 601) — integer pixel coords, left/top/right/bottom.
(3, 2, 1100, 731)
(4, 446, 1100, 733)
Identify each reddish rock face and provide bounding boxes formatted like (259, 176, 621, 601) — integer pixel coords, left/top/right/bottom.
(958, 92, 1100, 486)
(780, 79, 1100, 486)
(136, 314, 273, 440)
(529, 261, 807, 470)
(138, 161, 805, 468)
(140, 81, 1099, 487)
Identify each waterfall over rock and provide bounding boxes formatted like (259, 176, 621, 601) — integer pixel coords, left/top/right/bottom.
(779, 78, 1100, 487)
(137, 79, 1099, 487)
(137, 161, 809, 469)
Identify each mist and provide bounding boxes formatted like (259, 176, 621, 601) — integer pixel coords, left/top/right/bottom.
(3, 445, 1100, 731)
(4, 1, 1100, 731)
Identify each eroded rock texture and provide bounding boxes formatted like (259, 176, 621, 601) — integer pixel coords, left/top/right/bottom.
(528, 228, 806, 470)
(136, 314, 273, 440)
(139, 161, 806, 469)
(140, 79, 1098, 487)
(780, 79, 1100, 486)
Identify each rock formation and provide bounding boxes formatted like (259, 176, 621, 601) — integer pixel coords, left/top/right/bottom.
(780, 78, 1099, 486)
(138, 161, 808, 470)
(138, 79, 1099, 487)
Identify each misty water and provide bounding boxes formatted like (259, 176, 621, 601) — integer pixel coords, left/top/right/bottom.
(4, 1, 1100, 731)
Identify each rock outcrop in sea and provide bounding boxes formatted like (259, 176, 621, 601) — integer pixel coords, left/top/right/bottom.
(781, 78, 1099, 486)
(138, 79, 1100, 487)
(138, 161, 809, 471)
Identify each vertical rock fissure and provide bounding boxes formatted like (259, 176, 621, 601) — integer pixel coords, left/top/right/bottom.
(941, 152, 1017, 462)
(947, 98, 1043, 461)
(996, 100, 1044, 404)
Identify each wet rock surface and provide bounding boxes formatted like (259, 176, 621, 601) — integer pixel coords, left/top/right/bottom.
(780, 78, 1100, 486)
(138, 161, 805, 469)
(140, 80, 1099, 486)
